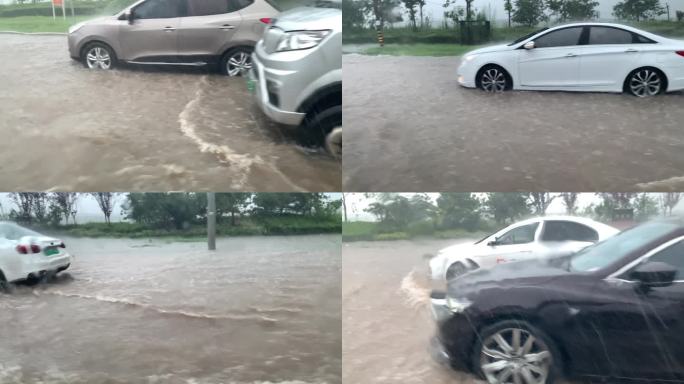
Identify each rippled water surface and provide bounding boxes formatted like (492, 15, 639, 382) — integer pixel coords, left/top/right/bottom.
(0, 34, 340, 191)
(0, 235, 341, 384)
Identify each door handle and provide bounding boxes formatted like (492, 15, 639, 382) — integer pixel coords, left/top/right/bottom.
(163, 26, 176, 32)
(625, 48, 639, 53)
(220, 24, 235, 30)
(565, 53, 577, 57)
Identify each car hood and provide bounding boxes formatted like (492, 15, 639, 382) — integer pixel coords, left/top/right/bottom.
(447, 258, 570, 297)
(273, 6, 341, 31)
(464, 44, 513, 56)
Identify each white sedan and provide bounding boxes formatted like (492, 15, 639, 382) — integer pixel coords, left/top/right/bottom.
(428, 215, 619, 281)
(0, 222, 73, 292)
(457, 22, 684, 97)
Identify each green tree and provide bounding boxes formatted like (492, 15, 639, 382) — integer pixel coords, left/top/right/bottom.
(613, 0, 665, 21)
(484, 193, 531, 225)
(561, 192, 579, 214)
(436, 193, 482, 231)
(634, 193, 660, 221)
(529, 192, 557, 215)
(125, 193, 202, 229)
(343, 0, 367, 29)
(513, 0, 547, 26)
(504, 0, 513, 26)
(547, 0, 598, 21)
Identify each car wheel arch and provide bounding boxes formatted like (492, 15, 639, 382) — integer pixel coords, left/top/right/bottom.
(80, 39, 118, 61)
(623, 65, 669, 94)
(296, 82, 342, 118)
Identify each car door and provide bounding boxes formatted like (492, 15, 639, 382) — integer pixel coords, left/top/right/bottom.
(484, 221, 541, 267)
(577, 238, 684, 379)
(578, 26, 645, 88)
(177, 0, 244, 60)
(118, 0, 185, 62)
(539, 220, 598, 257)
(518, 26, 585, 88)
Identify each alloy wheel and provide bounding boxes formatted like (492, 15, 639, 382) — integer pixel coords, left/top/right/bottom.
(629, 69, 661, 97)
(227, 51, 252, 77)
(86, 46, 112, 70)
(480, 328, 552, 384)
(480, 68, 507, 92)
(325, 127, 342, 160)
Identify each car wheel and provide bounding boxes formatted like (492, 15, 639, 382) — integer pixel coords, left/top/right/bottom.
(626, 67, 665, 97)
(82, 42, 116, 70)
(301, 105, 342, 158)
(477, 65, 510, 92)
(445, 261, 467, 280)
(473, 320, 561, 384)
(221, 47, 253, 77)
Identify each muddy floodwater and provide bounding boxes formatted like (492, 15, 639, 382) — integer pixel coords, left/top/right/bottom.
(343, 54, 684, 192)
(0, 235, 341, 384)
(342, 239, 483, 384)
(0, 34, 340, 192)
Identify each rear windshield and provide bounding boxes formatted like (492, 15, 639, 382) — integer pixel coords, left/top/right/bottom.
(0, 222, 41, 241)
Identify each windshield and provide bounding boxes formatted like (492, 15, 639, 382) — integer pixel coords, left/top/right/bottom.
(0, 222, 41, 241)
(508, 27, 549, 46)
(569, 221, 679, 273)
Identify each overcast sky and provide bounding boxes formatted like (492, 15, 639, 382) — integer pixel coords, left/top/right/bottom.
(344, 193, 684, 221)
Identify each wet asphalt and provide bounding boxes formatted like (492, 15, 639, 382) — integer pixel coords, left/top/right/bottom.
(342, 54, 684, 192)
(0, 34, 340, 192)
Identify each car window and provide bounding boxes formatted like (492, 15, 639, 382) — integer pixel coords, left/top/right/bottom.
(570, 221, 680, 273)
(641, 240, 684, 280)
(134, 0, 185, 19)
(0, 222, 40, 241)
(589, 27, 633, 45)
(497, 223, 539, 245)
(542, 221, 599, 242)
(188, 0, 230, 16)
(227, 0, 255, 11)
(533, 27, 583, 48)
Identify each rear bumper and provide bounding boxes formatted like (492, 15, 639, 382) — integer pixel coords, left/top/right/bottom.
(250, 54, 306, 126)
(13, 253, 73, 282)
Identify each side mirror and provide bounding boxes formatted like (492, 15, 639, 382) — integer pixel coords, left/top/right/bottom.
(125, 10, 134, 24)
(487, 239, 499, 246)
(523, 41, 535, 50)
(630, 261, 677, 288)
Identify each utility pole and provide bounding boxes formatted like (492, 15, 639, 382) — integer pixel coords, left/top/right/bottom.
(70, 0, 75, 17)
(207, 192, 216, 251)
(666, 3, 670, 21)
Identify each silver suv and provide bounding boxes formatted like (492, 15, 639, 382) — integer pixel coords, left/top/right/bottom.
(68, 0, 278, 76)
(249, 1, 341, 158)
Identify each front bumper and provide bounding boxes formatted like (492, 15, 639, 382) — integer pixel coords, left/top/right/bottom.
(250, 51, 306, 127)
(67, 32, 81, 60)
(457, 59, 477, 88)
(430, 295, 477, 373)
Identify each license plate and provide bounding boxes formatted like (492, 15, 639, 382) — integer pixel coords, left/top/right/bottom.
(44, 248, 59, 256)
(246, 78, 256, 94)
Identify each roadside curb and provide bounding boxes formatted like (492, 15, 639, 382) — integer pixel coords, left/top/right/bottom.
(0, 31, 66, 35)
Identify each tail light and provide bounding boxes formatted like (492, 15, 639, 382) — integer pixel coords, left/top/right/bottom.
(16, 245, 28, 254)
(16, 244, 41, 254)
(30, 244, 41, 253)
(259, 18, 273, 24)
(676, 51, 684, 57)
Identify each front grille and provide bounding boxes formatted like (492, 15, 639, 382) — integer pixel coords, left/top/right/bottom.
(262, 26, 284, 54)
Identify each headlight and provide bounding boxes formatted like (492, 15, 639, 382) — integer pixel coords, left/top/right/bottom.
(68, 22, 85, 34)
(463, 54, 478, 62)
(276, 30, 331, 52)
(446, 296, 472, 313)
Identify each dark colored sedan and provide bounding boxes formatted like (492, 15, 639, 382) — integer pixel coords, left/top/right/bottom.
(430, 218, 684, 384)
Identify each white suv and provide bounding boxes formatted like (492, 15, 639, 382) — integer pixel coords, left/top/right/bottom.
(249, 0, 342, 158)
(0, 222, 73, 292)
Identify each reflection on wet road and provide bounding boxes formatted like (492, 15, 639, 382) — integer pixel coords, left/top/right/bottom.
(342, 239, 484, 384)
(0, 34, 340, 191)
(0, 235, 341, 384)
(343, 54, 684, 192)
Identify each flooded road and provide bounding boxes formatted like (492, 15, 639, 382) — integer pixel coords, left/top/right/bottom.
(0, 34, 340, 192)
(342, 239, 484, 384)
(343, 54, 684, 192)
(0, 234, 341, 384)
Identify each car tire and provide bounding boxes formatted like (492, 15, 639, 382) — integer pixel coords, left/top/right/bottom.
(82, 42, 117, 70)
(625, 67, 666, 97)
(477, 65, 511, 93)
(445, 261, 467, 281)
(301, 105, 342, 159)
(221, 47, 253, 77)
(472, 319, 562, 384)
(0, 272, 14, 294)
